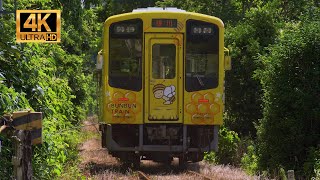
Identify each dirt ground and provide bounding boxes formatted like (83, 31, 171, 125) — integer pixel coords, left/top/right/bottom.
(78, 118, 258, 180)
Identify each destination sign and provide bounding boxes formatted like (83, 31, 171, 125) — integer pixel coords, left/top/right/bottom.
(152, 19, 177, 28)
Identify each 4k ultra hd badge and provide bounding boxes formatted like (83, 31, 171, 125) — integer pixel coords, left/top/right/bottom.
(16, 10, 61, 43)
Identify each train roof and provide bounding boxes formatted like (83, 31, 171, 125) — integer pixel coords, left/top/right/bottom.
(132, 7, 186, 12)
(105, 7, 224, 28)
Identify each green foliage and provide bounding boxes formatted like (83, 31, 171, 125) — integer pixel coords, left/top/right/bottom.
(0, 134, 13, 179)
(156, 0, 242, 23)
(0, 0, 100, 179)
(97, 0, 157, 22)
(0, 84, 31, 113)
(224, 5, 277, 136)
(316, 168, 320, 180)
(33, 119, 82, 178)
(279, 166, 287, 180)
(256, 15, 320, 176)
(217, 127, 241, 165)
(304, 147, 320, 178)
(241, 145, 259, 175)
(0, 57, 31, 179)
(203, 151, 217, 164)
(270, 0, 316, 21)
(204, 127, 240, 165)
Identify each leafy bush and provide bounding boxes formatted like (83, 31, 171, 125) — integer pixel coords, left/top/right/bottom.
(0, 134, 13, 179)
(204, 151, 218, 164)
(0, 78, 31, 179)
(0, 83, 31, 113)
(256, 17, 320, 176)
(304, 147, 320, 178)
(241, 145, 259, 175)
(0, 0, 99, 179)
(204, 126, 240, 165)
(217, 127, 241, 165)
(33, 118, 82, 178)
(224, 5, 277, 136)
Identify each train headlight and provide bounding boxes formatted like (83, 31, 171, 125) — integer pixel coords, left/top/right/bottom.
(126, 26, 135, 33)
(193, 27, 202, 34)
(115, 26, 125, 33)
(192, 26, 213, 34)
(203, 27, 212, 34)
(114, 24, 137, 34)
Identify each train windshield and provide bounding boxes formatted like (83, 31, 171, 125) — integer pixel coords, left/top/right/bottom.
(108, 19, 142, 91)
(185, 20, 219, 92)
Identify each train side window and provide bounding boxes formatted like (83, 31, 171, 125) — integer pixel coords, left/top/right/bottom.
(152, 44, 176, 79)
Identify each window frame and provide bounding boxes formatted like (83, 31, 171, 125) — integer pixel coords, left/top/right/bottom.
(151, 43, 176, 79)
(108, 19, 143, 91)
(185, 19, 220, 92)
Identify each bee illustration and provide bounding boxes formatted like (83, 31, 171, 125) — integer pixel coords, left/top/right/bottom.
(153, 84, 176, 105)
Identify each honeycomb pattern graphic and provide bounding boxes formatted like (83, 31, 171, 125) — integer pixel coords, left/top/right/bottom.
(185, 92, 220, 124)
(107, 91, 141, 123)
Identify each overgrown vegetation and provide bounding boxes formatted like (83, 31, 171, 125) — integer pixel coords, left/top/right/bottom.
(1, 0, 319, 179)
(0, 0, 99, 179)
(256, 16, 320, 177)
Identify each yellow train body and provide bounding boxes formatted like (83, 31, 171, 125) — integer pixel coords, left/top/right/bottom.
(97, 8, 230, 166)
(102, 10, 225, 125)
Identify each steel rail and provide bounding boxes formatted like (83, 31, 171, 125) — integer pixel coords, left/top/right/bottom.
(136, 170, 151, 180)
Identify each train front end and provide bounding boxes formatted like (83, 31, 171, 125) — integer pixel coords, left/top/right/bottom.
(97, 7, 230, 166)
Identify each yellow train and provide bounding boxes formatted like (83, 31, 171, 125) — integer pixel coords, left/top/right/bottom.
(96, 7, 231, 167)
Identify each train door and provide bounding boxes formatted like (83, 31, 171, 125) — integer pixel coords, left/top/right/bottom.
(144, 33, 183, 123)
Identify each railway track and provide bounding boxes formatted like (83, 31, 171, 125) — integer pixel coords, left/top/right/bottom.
(135, 169, 214, 180)
(187, 170, 215, 180)
(136, 170, 151, 180)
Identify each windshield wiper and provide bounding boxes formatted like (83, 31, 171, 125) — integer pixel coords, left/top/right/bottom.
(195, 74, 205, 86)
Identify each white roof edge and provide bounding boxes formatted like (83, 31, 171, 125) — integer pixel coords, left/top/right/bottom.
(132, 7, 186, 12)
